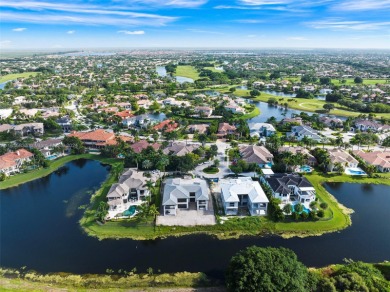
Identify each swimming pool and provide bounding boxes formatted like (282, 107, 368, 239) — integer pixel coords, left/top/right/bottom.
(292, 204, 310, 214)
(46, 155, 57, 160)
(123, 206, 137, 217)
(300, 165, 312, 172)
(345, 167, 367, 176)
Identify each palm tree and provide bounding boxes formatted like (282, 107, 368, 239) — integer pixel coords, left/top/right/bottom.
(149, 204, 160, 222)
(283, 204, 292, 215)
(136, 203, 150, 221)
(142, 159, 153, 171)
(145, 180, 154, 203)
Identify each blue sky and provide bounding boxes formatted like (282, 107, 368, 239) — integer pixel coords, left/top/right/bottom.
(1, 0, 389, 49)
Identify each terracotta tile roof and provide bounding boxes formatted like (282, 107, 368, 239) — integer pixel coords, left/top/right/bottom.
(353, 150, 390, 168)
(129, 140, 161, 153)
(0, 149, 33, 170)
(153, 120, 178, 132)
(68, 129, 115, 142)
(114, 110, 134, 119)
(218, 123, 236, 133)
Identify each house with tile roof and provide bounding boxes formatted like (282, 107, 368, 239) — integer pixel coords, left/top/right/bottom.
(0, 149, 34, 176)
(327, 149, 358, 171)
(68, 129, 132, 148)
(352, 150, 390, 172)
(287, 125, 322, 142)
(186, 124, 209, 135)
(163, 142, 200, 157)
(248, 122, 276, 138)
(239, 145, 274, 167)
(153, 119, 178, 132)
(129, 140, 161, 154)
(261, 173, 316, 206)
(217, 123, 237, 138)
(106, 169, 157, 219)
(278, 146, 317, 166)
(162, 178, 209, 216)
(220, 177, 269, 216)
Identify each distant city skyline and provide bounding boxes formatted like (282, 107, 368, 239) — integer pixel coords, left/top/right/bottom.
(1, 0, 390, 50)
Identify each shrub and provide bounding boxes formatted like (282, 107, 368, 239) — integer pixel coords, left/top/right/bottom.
(320, 202, 328, 209)
(317, 210, 325, 218)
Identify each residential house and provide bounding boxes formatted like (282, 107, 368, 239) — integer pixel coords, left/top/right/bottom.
(261, 173, 316, 207)
(353, 150, 390, 172)
(278, 146, 317, 166)
(0, 124, 14, 133)
(220, 177, 269, 216)
(68, 129, 132, 148)
(113, 110, 134, 120)
(194, 106, 213, 117)
(217, 123, 237, 138)
(163, 142, 200, 156)
(287, 125, 322, 142)
(353, 119, 390, 133)
(281, 117, 303, 125)
(186, 124, 209, 135)
(0, 149, 34, 176)
(328, 149, 358, 171)
(239, 145, 274, 168)
(29, 139, 63, 158)
(319, 116, 343, 128)
(56, 116, 72, 132)
(224, 103, 245, 114)
(162, 178, 209, 216)
(106, 169, 156, 219)
(13, 123, 44, 136)
(129, 140, 161, 154)
(153, 119, 178, 132)
(0, 109, 13, 119)
(248, 123, 276, 138)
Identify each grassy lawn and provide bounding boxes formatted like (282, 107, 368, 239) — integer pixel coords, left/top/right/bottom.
(0, 268, 218, 291)
(332, 78, 389, 85)
(239, 107, 260, 120)
(174, 65, 200, 80)
(249, 93, 390, 119)
(0, 154, 111, 190)
(0, 72, 38, 83)
(203, 166, 219, 174)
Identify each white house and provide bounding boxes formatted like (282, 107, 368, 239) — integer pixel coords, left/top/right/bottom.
(0, 149, 34, 176)
(220, 177, 269, 216)
(106, 169, 156, 219)
(261, 173, 316, 208)
(327, 149, 358, 171)
(287, 125, 322, 142)
(248, 123, 276, 138)
(162, 178, 209, 216)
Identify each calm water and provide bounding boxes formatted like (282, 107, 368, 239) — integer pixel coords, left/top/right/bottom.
(1, 161, 389, 277)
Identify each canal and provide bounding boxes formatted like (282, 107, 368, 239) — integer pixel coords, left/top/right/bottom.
(1, 160, 389, 277)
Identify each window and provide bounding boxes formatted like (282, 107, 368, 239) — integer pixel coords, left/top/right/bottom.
(229, 202, 235, 207)
(178, 198, 187, 203)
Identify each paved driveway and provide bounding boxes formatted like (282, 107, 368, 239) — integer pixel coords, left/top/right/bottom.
(156, 201, 216, 226)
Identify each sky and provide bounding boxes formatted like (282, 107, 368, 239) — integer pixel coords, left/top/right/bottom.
(0, 0, 390, 50)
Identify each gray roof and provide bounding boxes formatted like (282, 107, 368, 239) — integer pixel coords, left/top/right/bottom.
(162, 178, 209, 206)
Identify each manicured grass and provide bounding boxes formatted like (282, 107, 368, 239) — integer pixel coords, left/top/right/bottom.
(203, 166, 219, 174)
(332, 78, 389, 85)
(0, 154, 110, 190)
(0, 72, 38, 83)
(249, 93, 390, 119)
(239, 107, 260, 120)
(174, 65, 200, 80)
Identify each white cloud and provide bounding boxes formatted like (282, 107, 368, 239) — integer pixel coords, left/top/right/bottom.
(0, 12, 175, 27)
(187, 28, 224, 34)
(131, 0, 208, 8)
(0, 2, 177, 26)
(118, 30, 145, 34)
(287, 36, 308, 41)
(0, 40, 12, 48)
(67, 30, 75, 34)
(334, 0, 390, 11)
(306, 19, 390, 30)
(239, 0, 293, 5)
(12, 27, 27, 32)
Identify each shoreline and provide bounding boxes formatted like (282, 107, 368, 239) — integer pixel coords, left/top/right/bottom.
(2, 156, 388, 241)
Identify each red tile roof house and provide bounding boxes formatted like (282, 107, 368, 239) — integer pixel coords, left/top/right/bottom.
(129, 140, 161, 153)
(0, 149, 34, 176)
(153, 120, 179, 133)
(68, 129, 132, 149)
(113, 110, 134, 120)
(217, 123, 237, 138)
(239, 145, 274, 168)
(353, 150, 390, 173)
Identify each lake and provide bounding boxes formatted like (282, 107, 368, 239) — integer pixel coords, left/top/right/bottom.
(1, 160, 389, 277)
